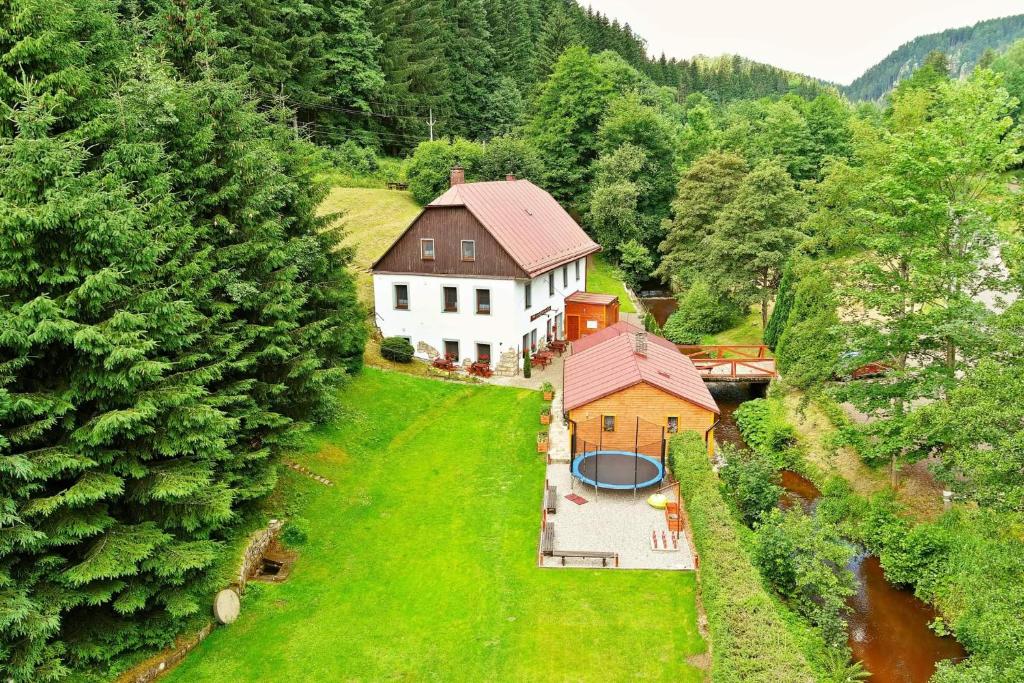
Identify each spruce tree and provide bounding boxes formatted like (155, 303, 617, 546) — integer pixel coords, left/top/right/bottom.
(1, 2, 364, 678)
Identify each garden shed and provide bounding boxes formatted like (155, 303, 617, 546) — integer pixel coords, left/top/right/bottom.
(565, 291, 619, 341)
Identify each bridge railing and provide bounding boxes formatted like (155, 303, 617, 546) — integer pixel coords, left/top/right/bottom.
(677, 344, 771, 359)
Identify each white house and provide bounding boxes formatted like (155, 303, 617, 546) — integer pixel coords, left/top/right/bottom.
(371, 169, 601, 374)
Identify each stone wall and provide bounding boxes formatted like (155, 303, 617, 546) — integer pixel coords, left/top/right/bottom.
(116, 519, 284, 682)
(237, 519, 284, 592)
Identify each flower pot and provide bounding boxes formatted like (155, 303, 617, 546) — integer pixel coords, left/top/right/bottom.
(542, 391, 554, 401)
(536, 439, 549, 453)
(540, 413, 551, 425)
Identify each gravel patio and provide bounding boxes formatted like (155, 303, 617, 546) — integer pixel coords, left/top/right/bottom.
(539, 461, 696, 571)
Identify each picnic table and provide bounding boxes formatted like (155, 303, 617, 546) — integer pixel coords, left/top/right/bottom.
(547, 339, 567, 356)
(432, 354, 457, 372)
(531, 352, 553, 370)
(468, 361, 493, 378)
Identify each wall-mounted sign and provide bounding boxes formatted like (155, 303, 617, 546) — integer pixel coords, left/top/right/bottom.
(586, 319, 599, 329)
(530, 306, 552, 322)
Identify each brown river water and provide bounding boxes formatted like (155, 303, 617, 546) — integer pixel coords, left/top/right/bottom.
(708, 384, 967, 683)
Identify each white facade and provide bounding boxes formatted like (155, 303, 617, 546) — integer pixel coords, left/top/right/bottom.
(373, 257, 588, 368)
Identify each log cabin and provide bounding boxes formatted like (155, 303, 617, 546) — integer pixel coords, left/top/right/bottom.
(563, 324, 720, 456)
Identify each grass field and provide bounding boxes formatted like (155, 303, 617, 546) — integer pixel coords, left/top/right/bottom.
(587, 254, 637, 313)
(319, 187, 421, 305)
(167, 370, 705, 682)
(701, 305, 766, 347)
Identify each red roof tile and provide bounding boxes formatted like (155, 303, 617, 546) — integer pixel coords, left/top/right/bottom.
(563, 332, 719, 414)
(430, 179, 600, 277)
(570, 321, 677, 355)
(565, 290, 618, 305)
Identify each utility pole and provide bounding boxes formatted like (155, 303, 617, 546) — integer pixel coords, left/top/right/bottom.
(428, 107, 435, 142)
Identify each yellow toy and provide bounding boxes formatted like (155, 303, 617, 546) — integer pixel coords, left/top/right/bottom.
(647, 493, 668, 509)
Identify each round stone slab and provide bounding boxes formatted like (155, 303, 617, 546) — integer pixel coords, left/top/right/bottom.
(213, 588, 241, 624)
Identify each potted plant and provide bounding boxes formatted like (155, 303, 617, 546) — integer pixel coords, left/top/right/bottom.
(540, 406, 551, 425)
(541, 381, 554, 401)
(536, 430, 549, 453)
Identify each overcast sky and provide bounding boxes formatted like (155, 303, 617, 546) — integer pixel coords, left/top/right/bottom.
(583, 0, 1024, 84)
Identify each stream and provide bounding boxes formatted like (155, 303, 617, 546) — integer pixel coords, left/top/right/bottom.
(708, 384, 967, 683)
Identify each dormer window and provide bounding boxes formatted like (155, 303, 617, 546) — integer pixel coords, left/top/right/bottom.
(461, 240, 476, 261)
(420, 238, 435, 260)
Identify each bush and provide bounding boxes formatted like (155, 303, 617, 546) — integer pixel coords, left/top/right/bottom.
(718, 443, 783, 526)
(406, 138, 484, 204)
(380, 336, 415, 363)
(660, 280, 739, 344)
(670, 431, 819, 682)
(617, 239, 654, 290)
(476, 136, 545, 181)
(734, 398, 798, 463)
(280, 517, 310, 547)
(752, 509, 856, 648)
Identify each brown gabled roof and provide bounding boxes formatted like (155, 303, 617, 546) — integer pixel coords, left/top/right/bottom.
(429, 180, 600, 277)
(570, 321, 677, 355)
(565, 291, 618, 305)
(563, 332, 719, 414)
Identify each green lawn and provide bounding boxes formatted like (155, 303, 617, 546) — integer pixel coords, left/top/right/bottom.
(167, 370, 705, 682)
(701, 304, 766, 347)
(587, 253, 637, 313)
(318, 186, 421, 306)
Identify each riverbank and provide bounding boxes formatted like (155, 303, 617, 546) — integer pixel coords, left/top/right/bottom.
(776, 388, 946, 520)
(710, 384, 967, 683)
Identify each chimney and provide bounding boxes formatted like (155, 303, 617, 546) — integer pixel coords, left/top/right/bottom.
(450, 164, 465, 187)
(634, 332, 647, 357)
(506, 173, 516, 182)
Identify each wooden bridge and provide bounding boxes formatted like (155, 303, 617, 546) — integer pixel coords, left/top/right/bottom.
(676, 345, 777, 383)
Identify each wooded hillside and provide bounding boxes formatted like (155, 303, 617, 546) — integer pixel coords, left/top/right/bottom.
(843, 13, 1024, 101)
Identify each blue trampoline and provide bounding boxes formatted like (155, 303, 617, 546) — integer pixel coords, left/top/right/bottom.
(571, 450, 665, 490)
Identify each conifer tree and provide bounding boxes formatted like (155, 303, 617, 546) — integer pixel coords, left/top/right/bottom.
(1, 2, 364, 678)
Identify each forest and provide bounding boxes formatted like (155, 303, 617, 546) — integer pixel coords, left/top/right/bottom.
(2, 0, 1024, 681)
(843, 13, 1024, 101)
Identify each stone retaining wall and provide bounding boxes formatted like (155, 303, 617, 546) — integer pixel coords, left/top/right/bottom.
(116, 519, 284, 682)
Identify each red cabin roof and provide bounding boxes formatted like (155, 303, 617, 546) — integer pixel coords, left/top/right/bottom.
(563, 331, 719, 414)
(429, 179, 600, 277)
(565, 291, 618, 305)
(570, 321, 677, 355)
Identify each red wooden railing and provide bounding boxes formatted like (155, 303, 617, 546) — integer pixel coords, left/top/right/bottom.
(676, 345, 777, 380)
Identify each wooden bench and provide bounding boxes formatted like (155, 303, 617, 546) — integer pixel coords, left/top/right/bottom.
(541, 522, 555, 556)
(550, 550, 619, 567)
(545, 484, 557, 514)
(386, 181, 409, 190)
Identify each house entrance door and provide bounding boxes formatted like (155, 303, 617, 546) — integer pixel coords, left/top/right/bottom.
(567, 315, 580, 341)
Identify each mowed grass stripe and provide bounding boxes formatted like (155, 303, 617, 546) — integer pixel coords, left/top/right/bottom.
(167, 369, 705, 682)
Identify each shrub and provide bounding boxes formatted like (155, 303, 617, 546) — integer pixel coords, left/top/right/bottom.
(642, 311, 662, 334)
(523, 349, 532, 378)
(752, 509, 856, 648)
(660, 280, 739, 344)
(734, 398, 798, 462)
(476, 136, 545, 181)
(617, 239, 654, 290)
(280, 517, 310, 547)
(380, 336, 415, 363)
(717, 443, 783, 526)
(406, 138, 484, 204)
(670, 431, 819, 682)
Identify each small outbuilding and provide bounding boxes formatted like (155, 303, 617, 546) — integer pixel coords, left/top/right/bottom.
(563, 324, 719, 458)
(564, 291, 619, 341)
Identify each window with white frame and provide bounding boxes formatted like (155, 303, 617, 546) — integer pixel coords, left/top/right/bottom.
(394, 284, 409, 310)
(443, 286, 458, 312)
(476, 288, 490, 314)
(420, 238, 435, 260)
